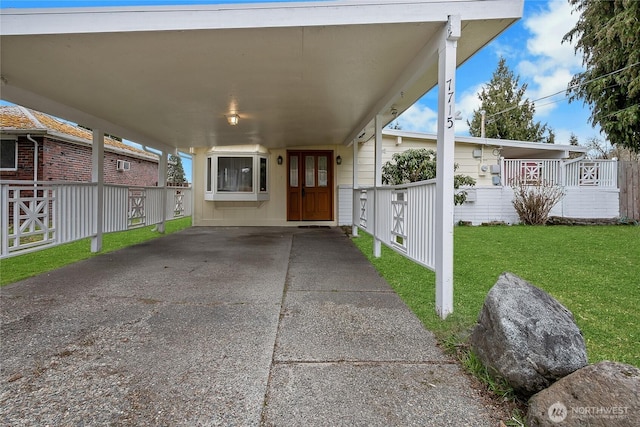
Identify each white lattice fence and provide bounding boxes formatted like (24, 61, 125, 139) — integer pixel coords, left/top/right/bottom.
(354, 179, 437, 271)
(565, 159, 617, 187)
(128, 187, 147, 227)
(57, 183, 96, 242)
(391, 190, 407, 251)
(104, 185, 128, 232)
(169, 188, 192, 218)
(1, 184, 57, 256)
(356, 189, 369, 230)
(502, 158, 617, 188)
(502, 159, 562, 185)
(1, 181, 192, 258)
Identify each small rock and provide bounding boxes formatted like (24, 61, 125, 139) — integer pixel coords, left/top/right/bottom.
(526, 361, 640, 427)
(470, 272, 587, 397)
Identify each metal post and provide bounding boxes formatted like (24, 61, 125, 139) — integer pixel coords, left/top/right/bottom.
(435, 15, 460, 319)
(91, 129, 104, 253)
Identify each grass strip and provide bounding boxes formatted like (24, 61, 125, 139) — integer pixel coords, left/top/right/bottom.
(1, 217, 192, 286)
(351, 225, 640, 367)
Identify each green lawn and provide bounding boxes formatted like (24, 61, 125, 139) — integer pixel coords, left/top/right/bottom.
(352, 225, 640, 367)
(0, 217, 192, 286)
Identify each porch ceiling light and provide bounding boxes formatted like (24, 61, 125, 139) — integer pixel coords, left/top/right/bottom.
(226, 113, 239, 126)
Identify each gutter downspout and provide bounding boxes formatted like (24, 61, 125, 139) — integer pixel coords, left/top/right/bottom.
(26, 134, 38, 183)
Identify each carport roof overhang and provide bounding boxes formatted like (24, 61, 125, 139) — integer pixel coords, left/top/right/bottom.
(0, 0, 523, 153)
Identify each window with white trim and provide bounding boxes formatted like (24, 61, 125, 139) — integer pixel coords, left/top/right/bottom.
(0, 139, 18, 171)
(205, 152, 269, 201)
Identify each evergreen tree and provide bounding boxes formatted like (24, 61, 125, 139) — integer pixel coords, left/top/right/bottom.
(568, 133, 579, 146)
(564, 0, 640, 153)
(568, 133, 583, 159)
(467, 58, 554, 143)
(168, 154, 187, 185)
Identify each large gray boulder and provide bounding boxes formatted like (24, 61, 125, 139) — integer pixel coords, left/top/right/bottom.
(469, 272, 587, 396)
(526, 361, 640, 427)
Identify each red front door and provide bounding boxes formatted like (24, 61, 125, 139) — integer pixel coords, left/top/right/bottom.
(287, 151, 333, 221)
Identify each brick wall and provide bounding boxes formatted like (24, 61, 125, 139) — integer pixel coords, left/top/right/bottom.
(0, 135, 158, 186)
(103, 151, 159, 186)
(0, 136, 43, 181)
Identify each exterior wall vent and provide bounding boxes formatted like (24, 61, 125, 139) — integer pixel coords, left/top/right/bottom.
(117, 160, 131, 171)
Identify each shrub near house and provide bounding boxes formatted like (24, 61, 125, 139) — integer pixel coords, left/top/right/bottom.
(381, 148, 476, 205)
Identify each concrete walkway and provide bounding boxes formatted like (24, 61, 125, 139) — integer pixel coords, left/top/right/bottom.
(1, 227, 493, 426)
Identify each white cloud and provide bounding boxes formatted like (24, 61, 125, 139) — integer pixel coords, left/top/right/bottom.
(524, 0, 582, 68)
(489, 39, 522, 62)
(526, 67, 576, 116)
(395, 103, 438, 133)
(454, 83, 486, 135)
(554, 125, 602, 148)
(519, 0, 583, 117)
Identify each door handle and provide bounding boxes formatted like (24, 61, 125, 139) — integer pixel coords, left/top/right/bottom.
(302, 187, 306, 197)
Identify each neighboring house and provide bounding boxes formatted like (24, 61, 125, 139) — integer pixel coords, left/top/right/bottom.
(345, 129, 619, 225)
(0, 106, 159, 186)
(353, 129, 589, 186)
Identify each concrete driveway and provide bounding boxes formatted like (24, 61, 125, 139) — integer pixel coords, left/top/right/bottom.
(1, 227, 494, 426)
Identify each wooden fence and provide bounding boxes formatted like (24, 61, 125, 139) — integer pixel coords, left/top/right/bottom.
(619, 161, 640, 220)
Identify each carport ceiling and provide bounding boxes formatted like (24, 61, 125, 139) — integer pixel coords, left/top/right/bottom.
(0, 1, 522, 152)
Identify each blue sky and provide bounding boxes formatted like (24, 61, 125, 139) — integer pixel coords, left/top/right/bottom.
(402, 0, 597, 146)
(1, 0, 599, 180)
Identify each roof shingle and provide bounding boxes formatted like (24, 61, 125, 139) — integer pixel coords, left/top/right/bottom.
(1, 105, 157, 161)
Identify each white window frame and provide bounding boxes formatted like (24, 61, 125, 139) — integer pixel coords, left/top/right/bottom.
(205, 152, 269, 201)
(0, 138, 18, 171)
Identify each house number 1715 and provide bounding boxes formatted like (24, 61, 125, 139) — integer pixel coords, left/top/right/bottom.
(446, 79, 455, 129)
(446, 79, 454, 129)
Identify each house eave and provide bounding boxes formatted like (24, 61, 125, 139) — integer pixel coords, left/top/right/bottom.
(1, 0, 523, 152)
(382, 129, 589, 154)
(0, 128, 159, 162)
(1, 1, 523, 35)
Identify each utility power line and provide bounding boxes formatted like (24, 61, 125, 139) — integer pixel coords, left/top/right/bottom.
(484, 61, 640, 121)
(520, 81, 622, 113)
(601, 103, 640, 120)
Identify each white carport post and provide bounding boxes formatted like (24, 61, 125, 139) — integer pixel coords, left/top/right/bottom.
(373, 114, 383, 258)
(91, 130, 104, 253)
(435, 15, 460, 319)
(352, 138, 359, 237)
(157, 151, 168, 233)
